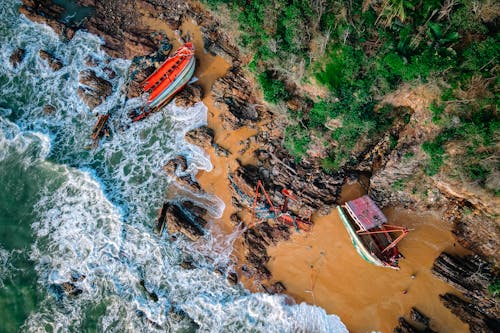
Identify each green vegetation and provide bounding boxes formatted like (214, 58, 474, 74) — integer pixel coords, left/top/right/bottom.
(204, 0, 499, 192)
(488, 279, 500, 298)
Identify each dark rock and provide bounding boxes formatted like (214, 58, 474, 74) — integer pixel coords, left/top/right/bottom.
(165, 201, 206, 241)
(212, 66, 261, 129)
(19, 6, 75, 40)
(180, 260, 195, 270)
(184, 126, 214, 149)
(9, 48, 25, 68)
(78, 69, 112, 110)
(39, 50, 63, 71)
(177, 175, 202, 192)
(175, 83, 203, 108)
(441, 293, 500, 333)
(60, 282, 83, 296)
(432, 253, 498, 317)
(227, 271, 238, 285)
(272, 281, 286, 294)
(43, 104, 56, 114)
(139, 279, 159, 302)
(103, 66, 116, 79)
(164, 155, 188, 176)
(409, 308, 430, 328)
(394, 317, 421, 333)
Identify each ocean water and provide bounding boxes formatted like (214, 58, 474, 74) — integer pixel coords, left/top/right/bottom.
(0, 1, 348, 332)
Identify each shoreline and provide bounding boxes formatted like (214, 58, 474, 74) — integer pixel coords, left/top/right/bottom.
(16, 1, 499, 332)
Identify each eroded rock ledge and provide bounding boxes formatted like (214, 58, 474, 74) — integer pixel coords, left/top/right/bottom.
(432, 253, 499, 333)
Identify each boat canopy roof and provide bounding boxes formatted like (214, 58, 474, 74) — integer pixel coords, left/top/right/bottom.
(345, 195, 387, 231)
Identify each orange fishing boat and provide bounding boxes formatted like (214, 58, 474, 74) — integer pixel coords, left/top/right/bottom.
(141, 42, 194, 93)
(131, 42, 195, 122)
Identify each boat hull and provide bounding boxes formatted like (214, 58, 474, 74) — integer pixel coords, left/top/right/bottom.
(149, 57, 195, 108)
(337, 206, 399, 270)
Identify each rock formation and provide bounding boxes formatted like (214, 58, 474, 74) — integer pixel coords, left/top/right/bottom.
(9, 48, 25, 68)
(432, 253, 499, 332)
(39, 50, 63, 71)
(78, 70, 112, 110)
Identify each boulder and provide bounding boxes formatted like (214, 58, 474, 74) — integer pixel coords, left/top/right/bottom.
(184, 126, 214, 149)
(212, 67, 261, 128)
(43, 104, 56, 114)
(78, 69, 112, 110)
(165, 201, 207, 241)
(9, 48, 25, 68)
(175, 83, 203, 108)
(39, 50, 63, 71)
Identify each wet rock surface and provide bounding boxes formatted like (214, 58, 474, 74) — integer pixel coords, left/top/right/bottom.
(184, 126, 214, 150)
(39, 50, 63, 71)
(165, 201, 207, 241)
(212, 67, 261, 129)
(78, 69, 112, 110)
(43, 104, 56, 115)
(432, 253, 499, 332)
(175, 83, 203, 108)
(9, 48, 25, 68)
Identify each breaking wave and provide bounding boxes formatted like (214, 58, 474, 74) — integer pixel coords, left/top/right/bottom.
(0, 0, 348, 332)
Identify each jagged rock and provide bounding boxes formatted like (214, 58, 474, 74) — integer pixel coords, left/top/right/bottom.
(409, 308, 430, 328)
(19, 5, 75, 40)
(177, 175, 202, 192)
(39, 50, 63, 71)
(103, 66, 116, 79)
(84, 55, 99, 67)
(43, 104, 56, 114)
(9, 48, 25, 68)
(227, 271, 238, 285)
(165, 201, 206, 241)
(180, 260, 195, 270)
(164, 155, 188, 175)
(175, 83, 203, 107)
(432, 253, 498, 318)
(60, 282, 83, 296)
(184, 126, 214, 149)
(139, 280, 159, 302)
(212, 67, 261, 129)
(78, 69, 112, 110)
(393, 317, 422, 333)
(440, 293, 500, 333)
(200, 23, 239, 62)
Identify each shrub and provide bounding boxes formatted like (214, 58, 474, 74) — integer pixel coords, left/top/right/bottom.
(283, 125, 310, 160)
(257, 71, 289, 103)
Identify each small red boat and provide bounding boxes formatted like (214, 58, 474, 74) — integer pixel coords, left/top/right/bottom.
(141, 42, 194, 92)
(131, 42, 195, 122)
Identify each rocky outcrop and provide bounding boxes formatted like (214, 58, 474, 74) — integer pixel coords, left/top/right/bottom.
(184, 126, 214, 149)
(212, 67, 262, 129)
(165, 201, 207, 241)
(232, 144, 344, 215)
(9, 48, 25, 68)
(43, 104, 56, 114)
(19, 5, 75, 40)
(440, 293, 499, 333)
(242, 222, 290, 281)
(175, 83, 203, 108)
(78, 70, 112, 110)
(432, 253, 499, 332)
(432, 253, 498, 317)
(39, 50, 63, 71)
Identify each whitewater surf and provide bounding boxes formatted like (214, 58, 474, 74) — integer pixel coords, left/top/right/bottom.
(0, 1, 347, 332)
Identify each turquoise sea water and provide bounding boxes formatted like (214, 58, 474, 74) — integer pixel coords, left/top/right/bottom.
(0, 1, 347, 332)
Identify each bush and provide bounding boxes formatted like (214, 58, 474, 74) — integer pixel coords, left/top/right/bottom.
(283, 125, 310, 160)
(257, 71, 289, 103)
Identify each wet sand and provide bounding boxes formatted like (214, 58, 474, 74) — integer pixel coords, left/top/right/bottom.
(267, 183, 471, 333)
(141, 14, 470, 333)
